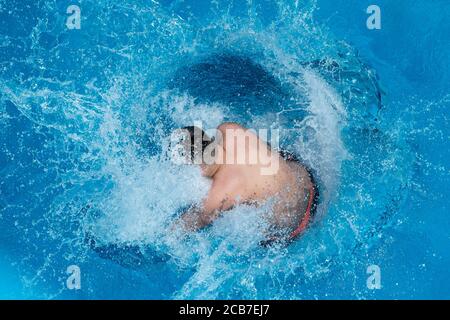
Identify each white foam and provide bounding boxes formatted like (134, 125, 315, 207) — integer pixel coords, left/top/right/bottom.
(300, 68, 350, 210)
(93, 157, 211, 244)
(167, 93, 226, 129)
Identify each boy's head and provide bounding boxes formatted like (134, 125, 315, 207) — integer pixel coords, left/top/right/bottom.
(170, 126, 217, 166)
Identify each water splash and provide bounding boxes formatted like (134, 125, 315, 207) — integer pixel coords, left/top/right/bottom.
(0, 0, 421, 299)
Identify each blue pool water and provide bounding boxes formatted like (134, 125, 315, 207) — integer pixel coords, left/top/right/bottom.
(0, 0, 449, 299)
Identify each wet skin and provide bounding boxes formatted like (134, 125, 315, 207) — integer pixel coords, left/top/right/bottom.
(179, 122, 313, 234)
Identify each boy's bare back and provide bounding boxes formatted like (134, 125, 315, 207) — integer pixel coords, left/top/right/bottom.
(178, 122, 314, 234)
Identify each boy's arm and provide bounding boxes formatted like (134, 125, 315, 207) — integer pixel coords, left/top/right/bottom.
(177, 183, 236, 232)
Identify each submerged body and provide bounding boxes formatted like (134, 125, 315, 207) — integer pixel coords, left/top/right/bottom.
(178, 123, 316, 240)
